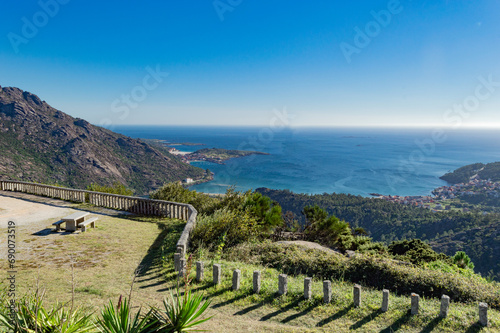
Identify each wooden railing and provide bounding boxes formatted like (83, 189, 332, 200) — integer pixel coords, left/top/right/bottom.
(0, 180, 196, 254)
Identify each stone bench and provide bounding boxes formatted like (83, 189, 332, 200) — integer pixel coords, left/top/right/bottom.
(52, 220, 65, 232)
(78, 217, 98, 232)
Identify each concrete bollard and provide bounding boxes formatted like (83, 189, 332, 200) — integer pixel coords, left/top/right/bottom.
(213, 264, 222, 285)
(174, 253, 181, 272)
(232, 269, 241, 291)
(323, 280, 332, 304)
(278, 274, 288, 296)
(479, 302, 489, 327)
(440, 295, 450, 318)
(196, 261, 204, 282)
(353, 284, 362, 308)
(411, 293, 419, 315)
(304, 278, 312, 300)
(381, 289, 389, 312)
(179, 258, 186, 277)
(253, 271, 261, 294)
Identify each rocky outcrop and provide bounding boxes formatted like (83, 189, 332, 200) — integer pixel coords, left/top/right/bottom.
(0, 86, 204, 194)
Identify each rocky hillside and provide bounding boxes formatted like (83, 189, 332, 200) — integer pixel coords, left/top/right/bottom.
(0, 86, 205, 194)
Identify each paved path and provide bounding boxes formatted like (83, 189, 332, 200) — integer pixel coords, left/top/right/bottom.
(0, 192, 75, 227)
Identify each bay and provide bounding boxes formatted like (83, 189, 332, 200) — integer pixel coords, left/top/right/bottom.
(113, 126, 500, 196)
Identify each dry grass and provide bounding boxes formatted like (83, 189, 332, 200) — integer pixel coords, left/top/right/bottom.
(0, 211, 171, 311)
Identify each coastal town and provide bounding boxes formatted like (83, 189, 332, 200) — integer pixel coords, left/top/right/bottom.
(169, 147, 269, 165)
(377, 178, 500, 212)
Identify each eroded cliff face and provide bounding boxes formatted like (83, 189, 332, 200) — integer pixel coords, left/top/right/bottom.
(0, 86, 203, 194)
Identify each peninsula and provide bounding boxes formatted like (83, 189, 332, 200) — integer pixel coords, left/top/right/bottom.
(375, 161, 500, 212)
(174, 148, 270, 165)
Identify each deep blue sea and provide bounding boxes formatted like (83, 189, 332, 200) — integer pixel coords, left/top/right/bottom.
(114, 126, 500, 196)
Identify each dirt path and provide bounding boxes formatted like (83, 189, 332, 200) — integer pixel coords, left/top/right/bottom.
(0, 192, 75, 227)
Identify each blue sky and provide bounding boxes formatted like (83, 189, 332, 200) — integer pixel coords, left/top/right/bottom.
(1, 1, 500, 127)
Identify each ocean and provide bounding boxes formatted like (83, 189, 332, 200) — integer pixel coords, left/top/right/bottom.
(113, 126, 500, 196)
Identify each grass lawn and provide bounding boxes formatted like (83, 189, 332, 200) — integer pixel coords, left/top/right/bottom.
(168, 256, 500, 332)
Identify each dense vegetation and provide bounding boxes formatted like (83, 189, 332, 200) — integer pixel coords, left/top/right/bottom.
(0, 287, 211, 333)
(256, 188, 500, 280)
(431, 221, 500, 281)
(256, 188, 498, 241)
(149, 183, 500, 309)
(224, 241, 500, 309)
(440, 162, 486, 184)
(440, 161, 500, 184)
(150, 182, 283, 251)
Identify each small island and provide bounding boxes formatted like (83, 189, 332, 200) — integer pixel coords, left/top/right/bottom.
(181, 148, 269, 164)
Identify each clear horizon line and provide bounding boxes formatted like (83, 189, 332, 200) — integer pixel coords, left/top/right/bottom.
(106, 123, 500, 129)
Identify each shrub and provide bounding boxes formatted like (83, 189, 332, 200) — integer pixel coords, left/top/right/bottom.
(226, 241, 500, 309)
(150, 182, 219, 214)
(302, 205, 355, 250)
(388, 239, 450, 265)
(190, 208, 259, 251)
(425, 260, 479, 279)
(96, 296, 156, 333)
(243, 192, 283, 233)
(453, 251, 475, 270)
(0, 292, 95, 333)
(150, 290, 212, 333)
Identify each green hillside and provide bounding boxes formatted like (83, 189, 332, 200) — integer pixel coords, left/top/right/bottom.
(256, 187, 500, 280)
(440, 162, 500, 184)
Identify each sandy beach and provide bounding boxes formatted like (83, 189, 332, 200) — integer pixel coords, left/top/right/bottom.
(169, 150, 191, 156)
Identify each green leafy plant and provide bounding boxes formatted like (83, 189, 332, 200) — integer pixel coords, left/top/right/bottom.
(96, 296, 156, 333)
(0, 292, 94, 333)
(150, 182, 218, 214)
(243, 192, 283, 233)
(191, 207, 259, 251)
(151, 255, 213, 332)
(453, 251, 475, 270)
(302, 205, 352, 249)
(151, 290, 212, 333)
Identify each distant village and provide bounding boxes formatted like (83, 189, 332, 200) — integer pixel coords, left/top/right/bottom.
(378, 178, 500, 212)
(168, 147, 225, 164)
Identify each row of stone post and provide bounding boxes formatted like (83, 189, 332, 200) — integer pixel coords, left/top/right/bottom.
(175, 260, 490, 326)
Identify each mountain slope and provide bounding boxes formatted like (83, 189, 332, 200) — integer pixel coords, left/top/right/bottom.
(0, 86, 205, 194)
(431, 221, 500, 281)
(256, 187, 500, 279)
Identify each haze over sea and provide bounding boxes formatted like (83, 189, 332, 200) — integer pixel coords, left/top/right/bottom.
(115, 126, 500, 197)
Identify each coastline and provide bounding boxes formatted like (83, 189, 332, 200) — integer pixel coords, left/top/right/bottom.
(113, 126, 500, 197)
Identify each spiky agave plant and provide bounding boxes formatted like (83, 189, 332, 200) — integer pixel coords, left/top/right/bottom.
(96, 296, 157, 333)
(150, 254, 212, 332)
(0, 292, 95, 333)
(152, 289, 212, 333)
